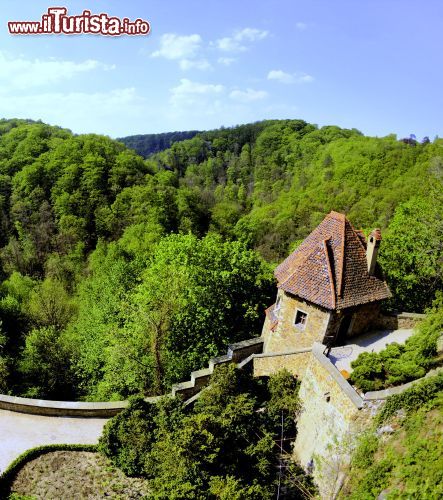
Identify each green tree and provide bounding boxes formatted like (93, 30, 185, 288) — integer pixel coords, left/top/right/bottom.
(18, 326, 75, 398)
(379, 195, 443, 311)
(27, 277, 76, 330)
(99, 365, 310, 499)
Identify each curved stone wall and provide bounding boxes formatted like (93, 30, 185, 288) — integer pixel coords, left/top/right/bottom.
(0, 394, 129, 417)
(0, 336, 264, 418)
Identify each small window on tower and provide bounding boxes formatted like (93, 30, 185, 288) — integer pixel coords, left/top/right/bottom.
(275, 295, 282, 310)
(294, 309, 308, 330)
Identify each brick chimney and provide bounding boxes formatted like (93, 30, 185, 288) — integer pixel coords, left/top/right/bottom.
(366, 229, 382, 275)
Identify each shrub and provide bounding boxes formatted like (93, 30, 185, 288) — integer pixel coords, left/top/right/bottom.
(376, 372, 443, 424)
(351, 432, 379, 469)
(350, 295, 442, 391)
(343, 373, 443, 499)
(98, 396, 161, 476)
(99, 365, 312, 498)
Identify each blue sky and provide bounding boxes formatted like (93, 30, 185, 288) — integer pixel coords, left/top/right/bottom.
(0, 0, 441, 139)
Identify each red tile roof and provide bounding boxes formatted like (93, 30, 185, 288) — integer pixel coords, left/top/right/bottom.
(275, 211, 391, 310)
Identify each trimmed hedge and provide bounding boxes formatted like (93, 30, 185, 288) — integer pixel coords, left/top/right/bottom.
(0, 444, 97, 497)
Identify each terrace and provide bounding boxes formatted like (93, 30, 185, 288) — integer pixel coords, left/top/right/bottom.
(329, 328, 415, 374)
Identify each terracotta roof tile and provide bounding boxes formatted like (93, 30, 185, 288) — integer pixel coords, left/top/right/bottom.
(275, 211, 391, 310)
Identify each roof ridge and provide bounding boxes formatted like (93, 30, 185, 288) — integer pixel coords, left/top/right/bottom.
(349, 220, 367, 254)
(337, 215, 346, 297)
(328, 210, 346, 220)
(322, 237, 336, 309)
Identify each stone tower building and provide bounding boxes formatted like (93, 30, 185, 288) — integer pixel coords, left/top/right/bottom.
(262, 211, 391, 353)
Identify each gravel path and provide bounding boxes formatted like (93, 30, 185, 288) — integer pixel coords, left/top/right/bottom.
(329, 329, 414, 373)
(0, 409, 107, 473)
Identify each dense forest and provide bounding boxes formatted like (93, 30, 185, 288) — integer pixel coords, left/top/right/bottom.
(118, 130, 199, 158)
(0, 117, 441, 403)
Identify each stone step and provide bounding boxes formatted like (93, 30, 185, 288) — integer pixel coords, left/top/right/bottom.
(170, 337, 264, 402)
(227, 337, 264, 362)
(208, 354, 231, 371)
(171, 380, 195, 397)
(183, 386, 209, 407)
(190, 368, 212, 388)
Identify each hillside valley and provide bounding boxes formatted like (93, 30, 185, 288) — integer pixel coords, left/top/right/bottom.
(0, 117, 441, 499)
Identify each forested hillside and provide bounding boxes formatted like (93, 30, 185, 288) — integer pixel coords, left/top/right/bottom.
(0, 117, 441, 402)
(118, 130, 199, 157)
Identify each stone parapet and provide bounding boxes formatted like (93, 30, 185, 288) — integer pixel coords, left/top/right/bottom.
(311, 343, 363, 409)
(227, 337, 264, 362)
(0, 394, 166, 418)
(2, 336, 265, 417)
(0, 394, 129, 418)
(253, 348, 311, 378)
(170, 336, 265, 398)
(376, 311, 426, 330)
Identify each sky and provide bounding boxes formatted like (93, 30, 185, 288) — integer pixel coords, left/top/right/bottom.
(0, 0, 441, 139)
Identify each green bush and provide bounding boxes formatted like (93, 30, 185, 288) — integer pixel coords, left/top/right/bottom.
(351, 432, 379, 469)
(350, 295, 442, 391)
(376, 372, 443, 424)
(99, 366, 314, 498)
(98, 395, 183, 476)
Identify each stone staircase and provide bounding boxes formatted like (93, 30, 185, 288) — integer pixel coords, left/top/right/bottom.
(171, 337, 264, 400)
(0, 336, 264, 418)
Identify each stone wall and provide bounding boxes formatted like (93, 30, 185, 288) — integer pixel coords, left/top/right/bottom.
(264, 292, 331, 353)
(323, 302, 381, 345)
(253, 349, 311, 378)
(1, 337, 264, 417)
(254, 339, 370, 497)
(375, 311, 426, 330)
(0, 394, 132, 417)
(263, 293, 384, 354)
(348, 302, 382, 337)
(293, 343, 367, 499)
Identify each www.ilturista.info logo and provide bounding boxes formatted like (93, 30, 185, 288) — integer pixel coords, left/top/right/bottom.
(8, 7, 150, 36)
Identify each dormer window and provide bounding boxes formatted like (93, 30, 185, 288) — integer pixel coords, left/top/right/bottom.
(294, 309, 308, 330)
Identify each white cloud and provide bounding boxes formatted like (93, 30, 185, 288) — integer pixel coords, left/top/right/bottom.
(170, 78, 225, 107)
(296, 22, 307, 30)
(216, 57, 232, 66)
(267, 69, 314, 84)
(179, 58, 212, 71)
(216, 37, 243, 52)
(215, 28, 269, 52)
(217, 57, 236, 66)
(0, 51, 114, 90)
(235, 28, 269, 42)
(152, 33, 202, 60)
(229, 88, 268, 102)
